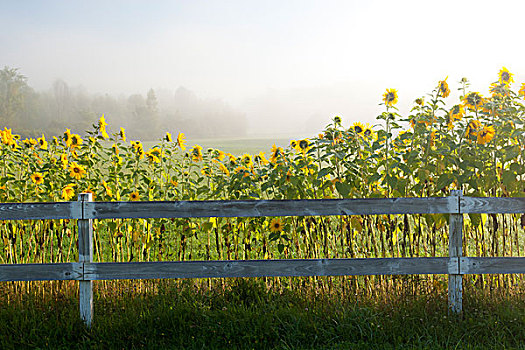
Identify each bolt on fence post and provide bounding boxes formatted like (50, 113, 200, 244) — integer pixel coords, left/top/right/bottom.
(78, 193, 93, 327)
(448, 190, 463, 314)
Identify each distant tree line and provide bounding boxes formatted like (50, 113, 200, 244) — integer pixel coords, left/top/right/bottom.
(0, 66, 248, 139)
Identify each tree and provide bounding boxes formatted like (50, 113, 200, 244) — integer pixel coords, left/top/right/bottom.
(0, 66, 29, 126)
(52, 79, 71, 123)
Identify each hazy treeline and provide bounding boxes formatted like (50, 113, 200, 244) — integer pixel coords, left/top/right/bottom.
(0, 66, 247, 140)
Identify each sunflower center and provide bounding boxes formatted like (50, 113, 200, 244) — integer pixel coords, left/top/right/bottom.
(299, 140, 308, 149)
(387, 92, 395, 102)
(354, 126, 363, 134)
(502, 72, 510, 82)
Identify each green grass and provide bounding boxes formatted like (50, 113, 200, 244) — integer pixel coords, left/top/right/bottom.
(2, 279, 525, 349)
(143, 136, 295, 155)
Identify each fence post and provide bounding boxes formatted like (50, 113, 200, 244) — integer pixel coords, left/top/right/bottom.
(448, 190, 463, 314)
(78, 193, 93, 327)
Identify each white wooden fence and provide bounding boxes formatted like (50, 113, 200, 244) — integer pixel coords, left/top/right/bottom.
(2, 190, 525, 327)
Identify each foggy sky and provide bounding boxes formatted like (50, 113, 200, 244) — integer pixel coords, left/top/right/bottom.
(2, 0, 525, 135)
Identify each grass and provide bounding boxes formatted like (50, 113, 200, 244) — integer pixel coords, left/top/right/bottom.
(2, 278, 525, 349)
(143, 136, 296, 155)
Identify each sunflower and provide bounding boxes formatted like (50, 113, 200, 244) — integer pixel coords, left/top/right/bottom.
(71, 148, 79, 159)
(63, 129, 72, 147)
(241, 154, 253, 168)
(119, 127, 126, 142)
(69, 162, 86, 180)
(130, 191, 140, 201)
(362, 124, 375, 139)
(477, 125, 495, 145)
(270, 144, 284, 164)
(98, 115, 109, 139)
(234, 165, 251, 177)
(200, 166, 212, 177)
(350, 122, 365, 135)
(226, 153, 237, 165)
(191, 145, 203, 162)
(414, 97, 424, 106)
(60, 153, 68, 169)
(498, 67, 513, 85)
(62, 184, 76, 201)
(177, 133, 187, 150)
(437, 77, 450, 98)
(465, 120, 482, 138)
(30, 172, 44, 185)
(38, 134, 47, 150)
(164, 132, 172, 142)
(269, 218, 283, 233)
(256, 151, 269, 165)
(218, 163, 230, 176)
(1, 127, 18, 147)
(131, 140, 145, 159)
(212, 149, 225, 161)
(463, 92, 484, 110)
(382, 88, 398, 107)
(23, 138, 37, 149)
(70, 134, 83, 148)
(519, 83, 525, 99)
(447, 104, 464, 129)
(297, 139, 310, 154)
(101, 180, 113, 197)
(145, 149, 161, 164)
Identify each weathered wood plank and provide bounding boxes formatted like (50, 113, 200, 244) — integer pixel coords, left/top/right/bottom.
(461, 197, 525, 214)
(78, 193, 93, 328)
(448, 190, 463, 314)
(83, 257, 457, 280)
(84, 197, 458, 220)
(461, 257, 525, 274)
(0, 263, 82, 281)
(0, 202, 79, 220)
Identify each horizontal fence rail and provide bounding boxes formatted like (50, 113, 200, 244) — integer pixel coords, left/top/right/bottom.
(3, 196, 525, 222)
(3, 191, 525, 326)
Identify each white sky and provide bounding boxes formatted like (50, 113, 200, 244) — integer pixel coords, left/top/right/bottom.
(2, 0, 525, 134)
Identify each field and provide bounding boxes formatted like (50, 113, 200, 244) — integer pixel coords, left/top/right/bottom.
(151, 135, 299, 156)
(2, 68, 525, 348)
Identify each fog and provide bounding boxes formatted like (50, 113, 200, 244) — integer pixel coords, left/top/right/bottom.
(2, 0, 525, 138)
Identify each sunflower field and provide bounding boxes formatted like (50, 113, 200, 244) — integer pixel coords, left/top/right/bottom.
(2, 67, 525, 293)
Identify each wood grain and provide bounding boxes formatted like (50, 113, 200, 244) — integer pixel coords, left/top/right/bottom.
(448, 190, 463, 314)
(78, 193, 94, 328)
(83, 257, 457, 281)
(0, 202, 78, 220)
(461, 197, 525, 214)
(84, 197, 459, 220)
(0, 263, 82, 281)
(461, 257, 525, 274)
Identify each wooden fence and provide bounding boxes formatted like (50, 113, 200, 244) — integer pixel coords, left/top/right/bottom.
(2, 190, 525, 327)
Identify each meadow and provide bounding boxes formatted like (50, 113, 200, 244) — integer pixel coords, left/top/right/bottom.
(2, 67, 525, 348)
